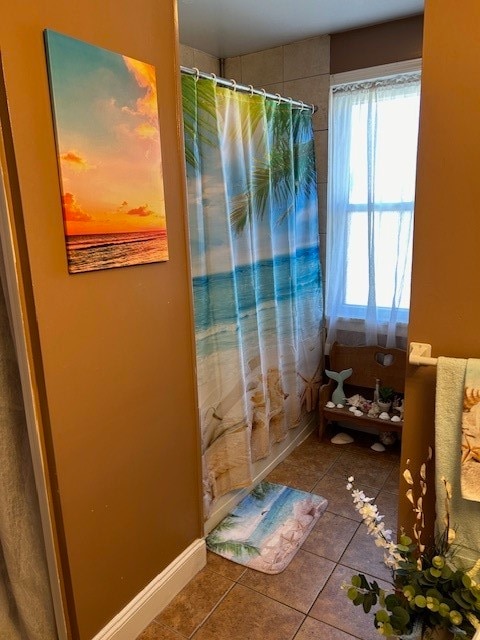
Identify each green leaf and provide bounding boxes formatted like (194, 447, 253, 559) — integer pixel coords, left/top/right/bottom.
(396, 544, 411, 553)
(347, 587, 359, 601)
(452, 591, 472, 610)
(441, 565, 453, 579)
(363, 594, 373, 614)
(375, 610, 390, 623)
(359, 574, 370, 590)
(353, 595, 364, 607)
(462, 574, 473, 588)
(351, 575, 362, 588)
(392, 606, 410, 625)
(460, 589, 477, 605)
(385, 594, 401, 611)
(432, 555, 446, 569)
(414, 595, 427, 608)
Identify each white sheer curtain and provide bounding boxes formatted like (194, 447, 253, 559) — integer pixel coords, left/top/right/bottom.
(325, 72, 421, 351)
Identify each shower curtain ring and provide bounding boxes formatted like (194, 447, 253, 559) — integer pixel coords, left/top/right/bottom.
(248, 84, 254, 97)
(192, 67, 200, 82)
(299, 100, 305, 111)
(211, 72, 217, 82)
(230, 79, 237, 91)
(275, 93, 282, 104)
(311, 103, 315, 114)
(261, 88, 266, 100)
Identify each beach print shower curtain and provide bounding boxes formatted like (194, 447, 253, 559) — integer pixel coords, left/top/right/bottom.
(182, 75, 323, 516)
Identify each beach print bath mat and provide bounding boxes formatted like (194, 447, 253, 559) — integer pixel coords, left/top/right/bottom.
(206, 481, 328, 574)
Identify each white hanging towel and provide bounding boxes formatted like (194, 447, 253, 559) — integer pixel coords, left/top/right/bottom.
(435, 357, 480, 568)
(461, 359, 480, 501)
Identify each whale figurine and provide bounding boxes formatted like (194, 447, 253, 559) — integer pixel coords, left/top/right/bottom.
(325, 368, 353, 406)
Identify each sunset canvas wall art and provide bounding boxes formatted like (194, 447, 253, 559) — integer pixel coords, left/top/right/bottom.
(44, 30, 168, 273)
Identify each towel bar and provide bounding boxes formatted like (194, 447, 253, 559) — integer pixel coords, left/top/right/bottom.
(409, 342, 438, 366)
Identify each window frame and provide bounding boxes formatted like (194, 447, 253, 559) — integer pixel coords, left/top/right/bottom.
(326, 59, 422, 328)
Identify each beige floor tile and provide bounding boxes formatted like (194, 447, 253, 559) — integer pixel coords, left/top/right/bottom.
(286, 435, 341, 474)
(309, 564, 388, 640)
(339, 525, 392, 582)
(294, 617, 359, 640)
(312, 474, 378, 521)
(375, 490, 399, 532)
(137, 621, 185, 639)
(239, 549, 335, 613)
(343, 437, 401, 463)
(265, 459, 320, 492)
(158, 567, 233, 637)
(136, 436, 402, 640)
(301, 511, 358, 562)
(328, 451, 393, 489)
(191, 583, 304, 640)
(382, 463, 400, 494)
(206, 550, 246, 581)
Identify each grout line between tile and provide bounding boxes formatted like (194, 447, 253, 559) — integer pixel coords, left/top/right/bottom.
(187, 580, 237, 639)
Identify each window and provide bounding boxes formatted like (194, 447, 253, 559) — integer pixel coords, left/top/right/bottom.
(325, 62, 421, 349)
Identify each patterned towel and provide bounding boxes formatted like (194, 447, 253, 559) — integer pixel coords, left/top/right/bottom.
(461, 359, 480, 501)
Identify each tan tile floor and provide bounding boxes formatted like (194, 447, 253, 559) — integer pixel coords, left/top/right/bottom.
(137, 428, 401, 640)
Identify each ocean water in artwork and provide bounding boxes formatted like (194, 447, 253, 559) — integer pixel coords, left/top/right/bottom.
(66, 230, 168, 273)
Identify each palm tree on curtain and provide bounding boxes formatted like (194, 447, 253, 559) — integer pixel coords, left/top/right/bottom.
(181, 74, 317, 235)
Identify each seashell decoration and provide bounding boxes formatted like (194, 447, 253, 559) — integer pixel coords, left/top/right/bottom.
(346, 394, 362, 407)
(331, 432, 354, 445)
(379, 412, 390, 420)
(391, 415, 402, 422)
(347, 394, 372, 413)
(336, 404, 344, 409)
(463, 387, 480, 412)
(353, 410, 363, 417)
(326, 401, 335, 408)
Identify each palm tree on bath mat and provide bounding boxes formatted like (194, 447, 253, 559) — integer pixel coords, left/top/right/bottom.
(249, 480, 278, 503)
(206, 514, 260, 558)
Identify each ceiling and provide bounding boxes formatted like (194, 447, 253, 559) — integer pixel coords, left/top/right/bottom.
(177, 0, 424, 59)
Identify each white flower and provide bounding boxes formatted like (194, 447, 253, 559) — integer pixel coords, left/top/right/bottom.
(352, 489, 365, 502)
(359, 503, 378, 519)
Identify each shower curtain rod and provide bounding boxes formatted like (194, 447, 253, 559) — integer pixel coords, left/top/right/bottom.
(181, 66, 317, 113)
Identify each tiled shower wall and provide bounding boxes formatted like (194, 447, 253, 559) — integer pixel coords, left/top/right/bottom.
(179, 44, 221, 76)
(179, 37, 330, 277)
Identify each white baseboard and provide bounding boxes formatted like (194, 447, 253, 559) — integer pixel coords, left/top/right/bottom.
(205, 415, 316, 533)
(91, 538, 206, 640)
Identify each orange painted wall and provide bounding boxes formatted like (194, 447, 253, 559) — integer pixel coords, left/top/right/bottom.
(0, 1, 202, 638)
(401, 0, 480, 530)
